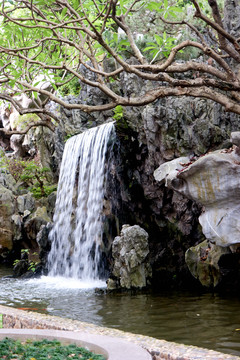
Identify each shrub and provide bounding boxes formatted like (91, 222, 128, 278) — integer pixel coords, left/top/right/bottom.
(0, 338, 105, 360)
(0, 151, 57, 198)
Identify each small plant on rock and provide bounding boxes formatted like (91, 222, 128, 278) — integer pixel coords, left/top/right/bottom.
(20, 161, 56, 198)
(0, 150, 26, 181)
(13, 249, 40, 276)
(0, 150, 57, 198)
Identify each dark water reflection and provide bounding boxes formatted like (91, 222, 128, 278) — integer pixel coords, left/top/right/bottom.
(99, 291, 240, 356)
(0, 266, 240, 356)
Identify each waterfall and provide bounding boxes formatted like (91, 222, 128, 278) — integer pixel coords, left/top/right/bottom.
(47, 122, 114, 281)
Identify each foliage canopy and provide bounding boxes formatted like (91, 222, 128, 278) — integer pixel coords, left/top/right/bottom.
(0, 0, 239, 134)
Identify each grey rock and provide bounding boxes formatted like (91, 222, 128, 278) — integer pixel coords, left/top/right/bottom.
(230, 131, 240, 147)
(0, 172, 16, 193)
(11, 214, 22, 242)
(185, 240, 231, 287)
(36, 222, 52, 269)
(17, 193, 35, 214)
(24, 206, 51, 243)
(23, 210, 31, 218)
(108, 225, 151, 289)
(153, 157, 189, 185)
(10, 134, 27, 157)
(47, 191, 56, 218)
(36, 223, 52, 250)
(155, 148, 240, 248)
(13, 259, 29, 277)
(224, 0, 240, 37)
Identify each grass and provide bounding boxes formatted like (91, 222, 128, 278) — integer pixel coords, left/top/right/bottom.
(0, 337, 106, 360)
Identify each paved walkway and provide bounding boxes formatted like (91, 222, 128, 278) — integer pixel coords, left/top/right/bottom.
(0, 305, 239, 360)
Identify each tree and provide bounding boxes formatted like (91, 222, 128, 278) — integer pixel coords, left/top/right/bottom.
(0, 0, 239, 135)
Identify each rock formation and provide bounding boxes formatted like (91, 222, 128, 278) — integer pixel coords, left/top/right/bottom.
(107, 225, 151, 290)
(0, 166, 55, 270)
(154, 133, 240, 287)
(154, 145, 240, 248)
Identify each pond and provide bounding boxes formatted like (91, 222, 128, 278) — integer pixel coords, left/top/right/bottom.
(0, 265, 240, 357)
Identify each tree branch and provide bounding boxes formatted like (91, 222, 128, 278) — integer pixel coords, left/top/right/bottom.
(191, 0, 240, 61)
(0, 120, 55, 135)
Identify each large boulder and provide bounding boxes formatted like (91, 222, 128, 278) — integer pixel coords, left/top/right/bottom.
(107, 224, 151, 290)
(154, 146, 240, 249)
(0, 170, 16, 190)
(185, 240, 231, 287)
(17, 193, 35, 214)
(10, 134, 28, 157)
(24, 206, 51, 247)
(154, 137, 240, 288)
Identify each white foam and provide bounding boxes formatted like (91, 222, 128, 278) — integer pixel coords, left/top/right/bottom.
(28, 276, 107, 290)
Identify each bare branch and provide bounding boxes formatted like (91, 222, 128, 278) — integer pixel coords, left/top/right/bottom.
(191, 0, 240, 60)
(124, 0, 143, 18)
(159, 16, 206, 45)
(0, 120, 55, 135)
(111, 1, 146, 64)
(0, 93, 59, 122)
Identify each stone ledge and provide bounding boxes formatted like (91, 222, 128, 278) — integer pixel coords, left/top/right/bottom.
(0, 304, 239, 360)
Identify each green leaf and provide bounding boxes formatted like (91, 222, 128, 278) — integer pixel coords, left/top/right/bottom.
(154, 34, 163, 45)
(118, 39, 130, 46)
(170, 6, 183, 12)
(9, 80, 16, 88)
(143, 46, 157, 51)
(146, 42, 158, 46)
(61, 7, 68, 17)
(146, 1, 163, 12)
(33, 91, 38, 100)
(169, 11, 176, 17)
(33, 81, 41, 87)
(113, 33, 118, 42)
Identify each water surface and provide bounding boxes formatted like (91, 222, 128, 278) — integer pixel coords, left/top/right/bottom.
(0, 266, 240, 357)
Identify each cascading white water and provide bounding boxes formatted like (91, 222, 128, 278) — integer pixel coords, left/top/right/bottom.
(47, 122, 114, 281)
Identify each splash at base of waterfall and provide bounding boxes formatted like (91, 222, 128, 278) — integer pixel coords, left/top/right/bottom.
(30, 276, 107, 290)
(47, 122, 115, 281)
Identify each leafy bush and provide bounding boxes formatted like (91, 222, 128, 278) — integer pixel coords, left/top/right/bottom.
(0, 338, 105, 360)
(13, 249, 40, 274)
(0, 151, 56, 198)
(113, 105, 123, 121)
(30, 184, 57, 199)
(0, 150, 26, 181)
(20, 162, 52, 198)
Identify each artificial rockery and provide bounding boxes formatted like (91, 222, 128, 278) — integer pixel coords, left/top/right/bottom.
(0, 0, 239, 291)
(0, 61, 240, 292)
